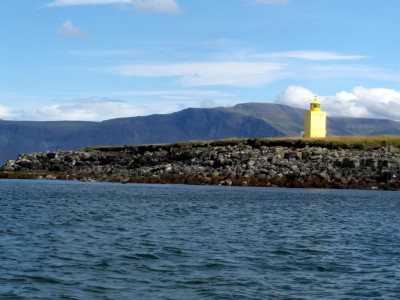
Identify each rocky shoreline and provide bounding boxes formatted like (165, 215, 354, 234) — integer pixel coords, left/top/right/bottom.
(1, 139, 400, 190)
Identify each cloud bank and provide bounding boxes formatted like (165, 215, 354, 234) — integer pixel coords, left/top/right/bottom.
(15, 97, 196, 121)
(3, 86, 400, 121)
(20, 99, 146, 121)
(46, 0, 181, 13)
(105, 50, 389, 89)
(276, 86, 400, 120)
(109, 62, 286, 87)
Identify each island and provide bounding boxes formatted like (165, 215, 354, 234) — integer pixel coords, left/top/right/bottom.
(1, 136, 399, 190)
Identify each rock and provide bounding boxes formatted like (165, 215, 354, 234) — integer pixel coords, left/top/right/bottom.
(1, 141, 399, 190)
(247, 160, 256, 167)
(388, 145, 399, 153)
(46, 152, 57, 159)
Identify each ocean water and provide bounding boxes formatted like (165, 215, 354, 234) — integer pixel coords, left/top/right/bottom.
(0, 180, 399, 299)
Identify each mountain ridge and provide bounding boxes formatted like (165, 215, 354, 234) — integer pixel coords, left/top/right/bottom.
(1, 102, 399, 163)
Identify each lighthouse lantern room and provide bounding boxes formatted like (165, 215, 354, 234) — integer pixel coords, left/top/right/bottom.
(303, 97, 326, 138)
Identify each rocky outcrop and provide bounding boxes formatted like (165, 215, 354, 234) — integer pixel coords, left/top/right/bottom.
(1, 139, 400, 190)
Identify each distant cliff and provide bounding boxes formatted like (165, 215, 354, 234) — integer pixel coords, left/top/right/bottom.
(1, 138, 399, 190)
(1, 103, 400, 164)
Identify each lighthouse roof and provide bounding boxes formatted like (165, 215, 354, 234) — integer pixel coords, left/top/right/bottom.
(309, 97, 321, 112)
(311, 97, 320, 104)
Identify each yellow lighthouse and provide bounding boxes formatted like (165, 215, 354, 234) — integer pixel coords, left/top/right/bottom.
(303, 97, 326, 138)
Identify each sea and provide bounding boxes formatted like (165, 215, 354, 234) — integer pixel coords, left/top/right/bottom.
(1, 179, 399, 299)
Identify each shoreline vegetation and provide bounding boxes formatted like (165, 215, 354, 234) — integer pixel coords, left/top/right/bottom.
(1, 136, 400, 190)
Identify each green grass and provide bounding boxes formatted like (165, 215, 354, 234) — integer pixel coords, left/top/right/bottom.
(259, 135, 400, 150)
(87, 135, 400, 152)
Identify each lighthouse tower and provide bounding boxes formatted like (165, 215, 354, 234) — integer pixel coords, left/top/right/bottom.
(303, 97, 326, 138)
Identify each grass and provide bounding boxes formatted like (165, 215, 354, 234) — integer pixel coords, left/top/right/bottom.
(278, 135, 400, 150)
(86, 135, 400, 152)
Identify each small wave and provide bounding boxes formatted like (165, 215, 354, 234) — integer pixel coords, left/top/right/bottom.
(135, 253, 160, 260)
(271, 249, 292, 255)
(95, 259, 111, 267)
(20, 275, 68, 285)
(316, 264, 330, 272)
(0, 292, 26, 300)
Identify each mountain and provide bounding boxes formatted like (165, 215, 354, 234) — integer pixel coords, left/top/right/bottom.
(1, 103, 400, 164)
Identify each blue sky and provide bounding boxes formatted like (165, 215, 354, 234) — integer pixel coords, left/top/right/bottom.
(1, 0, 400, 121)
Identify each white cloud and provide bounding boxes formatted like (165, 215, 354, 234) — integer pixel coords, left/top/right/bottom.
(46, 0, 181, 13)
(17, 97, 208, 121)
(131, 0, 181, 13)
(308, 64, 399, 82)
(5, 86, 400, 121)
(275, 86, 314, 108)
(113, 89, 234, 99)
(102, 49, 374, 89)
(21, 99, 144, 121)
(249, 0, 288, 5)
(56, 20, 87, 37)
(109, 62, 286, 87)
(275, 85, 400, 120)
(342, 86, 400, 119)
(0, 105, 12, 119)
(68, 49, 139, 56)
(5, 88, 240, 121)
(260, 51, 365, 61)
(47, 0, 131, 6)
(211, 49, 365, 62)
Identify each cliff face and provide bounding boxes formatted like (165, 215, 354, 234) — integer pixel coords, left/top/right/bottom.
(1, 139, 399, 190)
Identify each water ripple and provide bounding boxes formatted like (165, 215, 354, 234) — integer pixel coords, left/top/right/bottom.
(1, 180, 400, 299)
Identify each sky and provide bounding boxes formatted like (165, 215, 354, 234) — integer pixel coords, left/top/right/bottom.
(1, 0, 400, 121)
